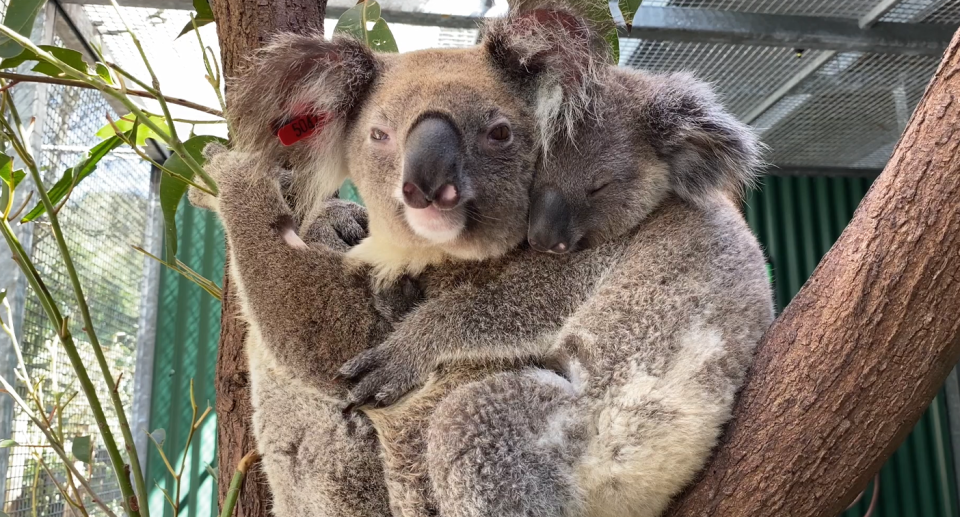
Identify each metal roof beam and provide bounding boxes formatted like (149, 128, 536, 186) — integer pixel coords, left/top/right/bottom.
(59, 2, 954, 56)
(859, 0, 902, 29)
(741, 0, 906, 125)
(627, 7, 954, 56)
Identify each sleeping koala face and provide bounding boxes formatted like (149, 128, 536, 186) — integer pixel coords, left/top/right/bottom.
(527, 68, 762, 254)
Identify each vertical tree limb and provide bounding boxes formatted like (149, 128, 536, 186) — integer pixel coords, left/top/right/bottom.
(668, 26, 960, 517)
(210, 2, 327, 516)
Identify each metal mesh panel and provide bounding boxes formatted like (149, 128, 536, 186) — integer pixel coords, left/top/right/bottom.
(3, 48, 153, 517)
(641, 0, 884, 19)
(620, 39, 835, 120)
(81, 5, 223, 126)
(882, 0, 960, 24)
(755, 51, 940, 168)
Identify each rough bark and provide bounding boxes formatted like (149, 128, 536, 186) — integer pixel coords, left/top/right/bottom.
(210, 2, 326, 516)
(667, 26, 960, 517)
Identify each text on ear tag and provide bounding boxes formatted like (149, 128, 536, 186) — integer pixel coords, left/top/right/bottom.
(276, 113, 330, 146)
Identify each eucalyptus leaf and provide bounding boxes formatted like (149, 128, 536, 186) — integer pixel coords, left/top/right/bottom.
(160, 135, 227, 262)
(95, 114, 170, 146)
(0, 182, 8, 218)
(20, 134, 126, 223)
(618, 0, 642, 30)
(205, 463, 218, 483)
(72, 435, 92, 463)
(0, 439, 17, 448)
(368, 19, 399, 53)
(0, 46, 89, 77)
(178, 0, 215, 38)
(0, 154, 25, 190)
(1, 153, 25, 217)
(150, 428, 166, 447)
(95, 63, 114, 85)
(334, 1, 398, 54)
(0, 0, 45, 58)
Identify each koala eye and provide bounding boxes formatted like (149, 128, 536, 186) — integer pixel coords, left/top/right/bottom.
(370, 128, 389, 141)
(588, 181, 613, 197)
(488, 124, 512, 142)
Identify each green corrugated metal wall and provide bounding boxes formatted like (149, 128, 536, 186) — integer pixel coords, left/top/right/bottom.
(148, 200, 224, 517)
(150, 177, 960, 516)
(745, 176, 960, 517)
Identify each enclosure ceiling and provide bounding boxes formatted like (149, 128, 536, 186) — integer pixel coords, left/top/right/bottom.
(62, 0, 960, 175)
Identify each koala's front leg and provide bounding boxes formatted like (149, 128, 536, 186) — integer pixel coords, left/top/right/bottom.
(337, 249, 609, 407)
(206, 146, 384, 391)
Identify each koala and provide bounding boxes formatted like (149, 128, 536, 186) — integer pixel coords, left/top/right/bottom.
(201, 6, 773, 517)
(336, 64, 773, 517)
(199, 12, 587, 515)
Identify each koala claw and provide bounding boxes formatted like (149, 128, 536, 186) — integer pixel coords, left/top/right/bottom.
(338, 347, 424, 408)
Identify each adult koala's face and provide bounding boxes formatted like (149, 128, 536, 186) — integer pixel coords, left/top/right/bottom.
(346, 48, 537, 263)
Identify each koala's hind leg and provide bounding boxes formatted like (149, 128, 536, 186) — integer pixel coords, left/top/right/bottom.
(250, 342, 389, 516)
(426, 370, 587, 517)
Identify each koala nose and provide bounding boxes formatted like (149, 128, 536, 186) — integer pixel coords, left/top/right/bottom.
(529, 233, 571, 254)
(528, 188, 574, 255)
(401, 182, 460, 210)
(403, 116, 464, 210)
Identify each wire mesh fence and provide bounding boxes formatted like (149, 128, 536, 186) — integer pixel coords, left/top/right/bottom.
(643, 0, 960, 22)
(2, 40, 155, 517)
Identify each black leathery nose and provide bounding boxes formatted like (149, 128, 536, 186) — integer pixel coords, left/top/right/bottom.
(528, 188, 573, 254)
(403, 116, 464, 209)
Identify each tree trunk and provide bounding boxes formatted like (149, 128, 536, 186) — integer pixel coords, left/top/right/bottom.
(210, 2, 327, 516)
(667, 26, 960, 517)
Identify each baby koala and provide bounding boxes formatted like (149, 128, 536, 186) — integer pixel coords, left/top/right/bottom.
(339, 65, 774, 517)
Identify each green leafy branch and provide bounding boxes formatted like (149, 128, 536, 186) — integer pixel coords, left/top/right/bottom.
(0, 82, 148, 517)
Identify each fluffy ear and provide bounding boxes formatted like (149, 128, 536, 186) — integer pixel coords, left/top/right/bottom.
(228, 32, 381, 210)
(482, 4, 611, 148)
(644, 73, 763, 204)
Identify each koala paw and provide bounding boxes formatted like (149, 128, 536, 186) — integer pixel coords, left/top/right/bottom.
(326, 199, 369, 247)
(337, 343, 426, 408)
(302, 199, 369, 251)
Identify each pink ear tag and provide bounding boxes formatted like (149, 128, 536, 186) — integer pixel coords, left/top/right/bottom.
(276, 113, 330, 146)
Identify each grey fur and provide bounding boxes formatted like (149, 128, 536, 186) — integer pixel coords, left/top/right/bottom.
(196, 7, 772, 517)
(197, 26, 550, 516)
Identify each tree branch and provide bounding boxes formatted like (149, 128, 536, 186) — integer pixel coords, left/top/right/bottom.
(667, 25, 960, 517)
(0, 71, 223, 117)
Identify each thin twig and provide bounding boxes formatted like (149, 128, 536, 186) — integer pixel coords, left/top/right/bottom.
(191, 15, 227, 117)
(9, 189, 34, 221)
(0, 80, 19, 93)
(0, 374, 118, 517)
(106, 116, 217, 196)
(0, 72, 222, 117)
(33, 452, 89, 516)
